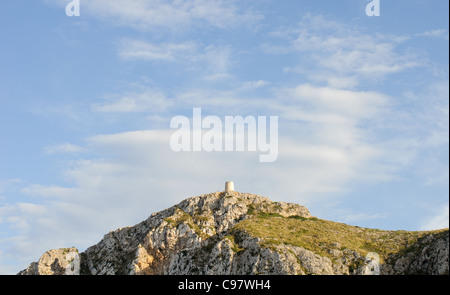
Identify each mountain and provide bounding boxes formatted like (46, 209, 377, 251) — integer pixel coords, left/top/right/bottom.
(18, 187, 449, 275)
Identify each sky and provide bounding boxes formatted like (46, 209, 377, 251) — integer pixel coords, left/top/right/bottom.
(0, 0, 448, 274)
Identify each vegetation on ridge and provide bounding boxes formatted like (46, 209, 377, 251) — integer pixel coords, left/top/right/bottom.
(233, 213, 447, 262)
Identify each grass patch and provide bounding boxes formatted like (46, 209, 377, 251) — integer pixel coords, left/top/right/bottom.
(225, 235, 244, 253)
(258, 212, 284, 218)
(233, 214, 444, 262)
(288, 215, 319, 221)
(247, 205, 256, 215)
(194, 215, 211, 222)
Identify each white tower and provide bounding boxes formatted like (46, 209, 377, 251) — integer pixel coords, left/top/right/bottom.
(225, 181, 235, 193)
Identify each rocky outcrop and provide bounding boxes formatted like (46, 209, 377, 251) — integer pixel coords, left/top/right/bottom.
(18, 191, 448, 275)
(383, 231, 449, 275)
(79, 191, 311, 275)
(18, 247, 80, 275)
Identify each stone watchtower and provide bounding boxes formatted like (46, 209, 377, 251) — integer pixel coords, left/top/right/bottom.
(225, 181, 234, 193)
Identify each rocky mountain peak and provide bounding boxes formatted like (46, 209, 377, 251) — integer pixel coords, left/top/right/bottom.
(18, 184, 448, 275)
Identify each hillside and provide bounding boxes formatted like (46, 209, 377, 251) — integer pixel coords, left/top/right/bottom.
(18, 189, 449, 275)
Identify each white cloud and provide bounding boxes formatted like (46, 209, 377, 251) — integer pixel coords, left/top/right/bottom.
(26, 127, 386, 209)
(284, 84, 388, 121)
(416, 29, 449, 39)
(2, 203, 49, 231)
(0, 179, 22, 194)
(317, 76, 358, 89)
(43, 143, 86, 154)
(265, 15, 420, 87)
(117, 41, 234, 81)
(241, 80, 270, 89)
(46, 0, 262, 30)
(171, 83, 389, 125)
(16, 203, 48, 216)
(203, 73, 233, 81)
(175, 88, 245, 108)
(378, 81, 450, 183)
(21, 185, 77, 199)
(201, 45, 233, 77)
(93, 88, 173, 113)
(118, 40, 198, 61)
(420, 205, 449, 230)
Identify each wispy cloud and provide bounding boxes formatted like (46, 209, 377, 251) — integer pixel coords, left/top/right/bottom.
(43, 143, 86, 155)
(118, 40, 234, 80)
(93, 88, 173, 113)
(118, 40, 198, 61)
(241, 80, 270, 90)
(265, 15, 420, 87)
(420, 204, 450, 230)
(46, 0, 262, 30)
(0, 179, 22, 195)
(416, 29, 449, 39)
(380, 81, 450, 183)
(280, 84, 389, 122)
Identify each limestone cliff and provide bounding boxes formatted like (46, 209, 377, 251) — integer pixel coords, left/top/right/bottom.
(18, 191, 449, 275)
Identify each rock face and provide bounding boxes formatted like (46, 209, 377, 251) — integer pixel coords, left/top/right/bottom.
(383, 231, 449, 275)
(18, 247, 80, 275)
(18, 191, 449, 275)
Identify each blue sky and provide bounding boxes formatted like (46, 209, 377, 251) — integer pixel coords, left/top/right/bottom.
(0, 0, 448, 274)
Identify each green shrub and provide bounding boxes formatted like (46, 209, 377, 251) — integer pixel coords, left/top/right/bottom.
(258, 212, 283, 219)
